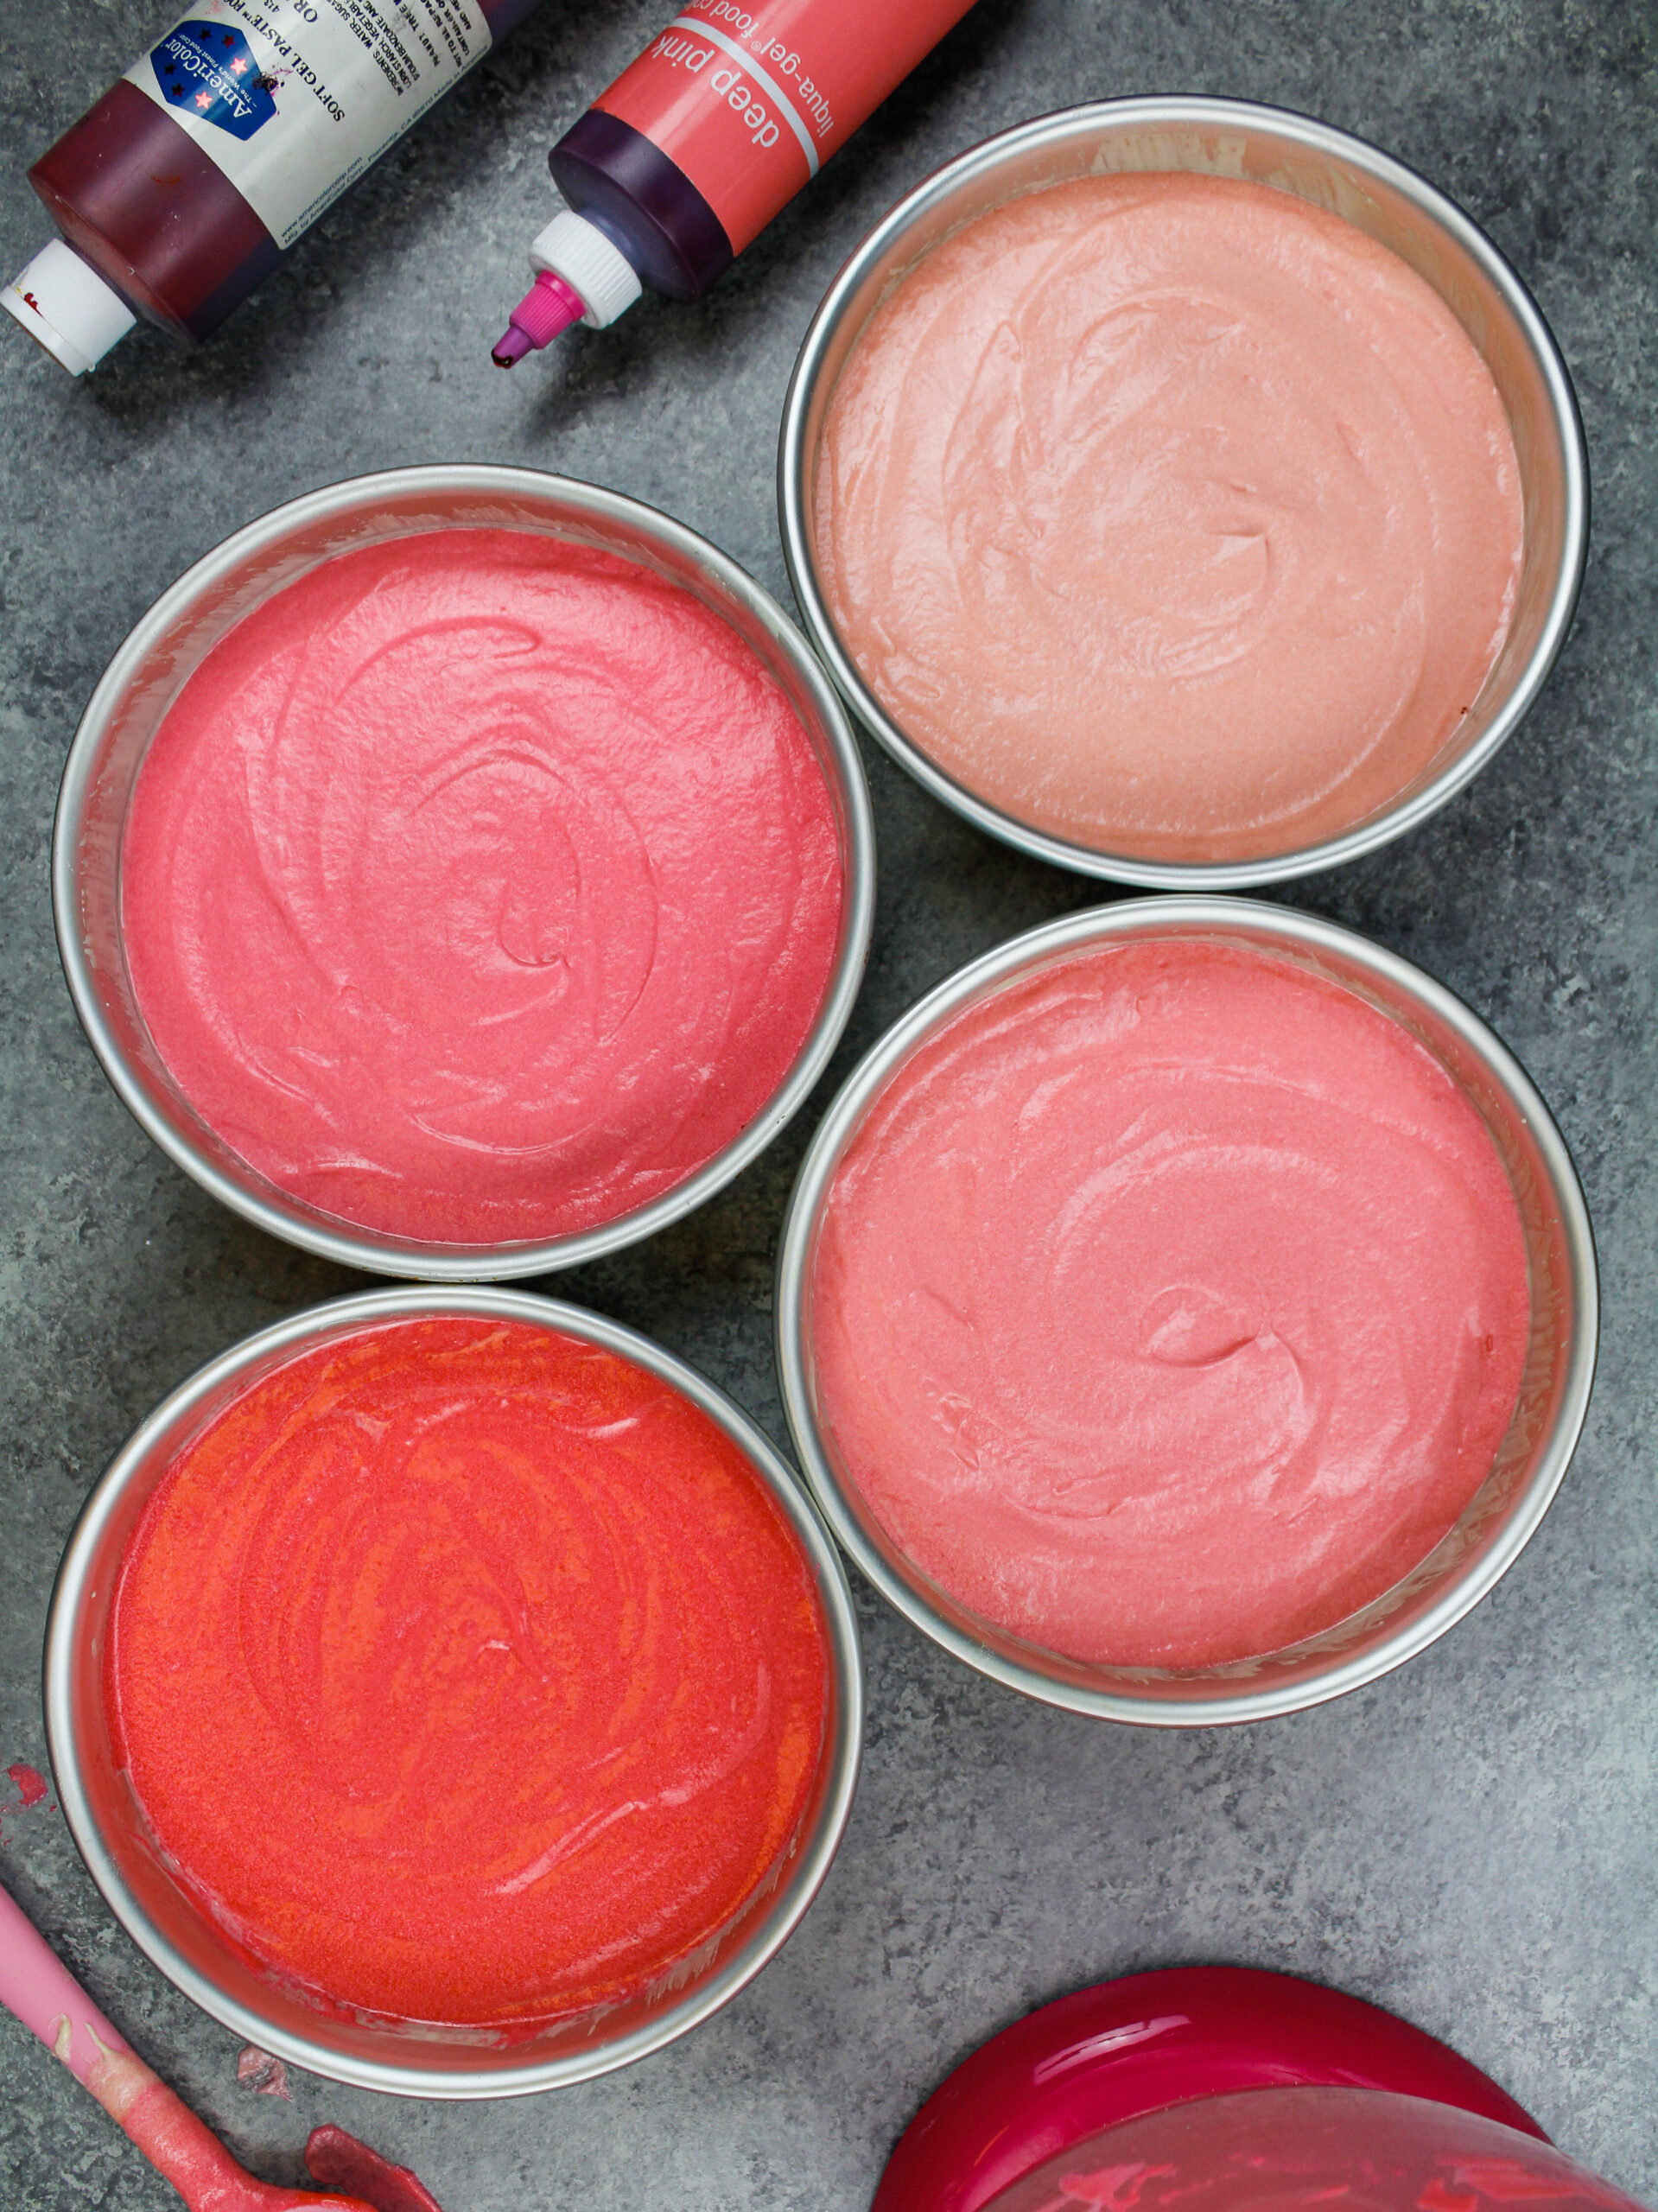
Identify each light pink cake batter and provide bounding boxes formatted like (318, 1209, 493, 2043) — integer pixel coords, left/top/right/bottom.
(121, 531, 844, 1245)
(808, 938, 1531, 1667)
(814, 173, 1524, 862)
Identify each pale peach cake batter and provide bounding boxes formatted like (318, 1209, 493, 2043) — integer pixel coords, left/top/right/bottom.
(815, 173, 1524, 861)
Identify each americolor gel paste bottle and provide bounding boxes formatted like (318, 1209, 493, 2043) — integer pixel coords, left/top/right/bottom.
(4, 0, 541, 373)
(492, 0, 979, 365)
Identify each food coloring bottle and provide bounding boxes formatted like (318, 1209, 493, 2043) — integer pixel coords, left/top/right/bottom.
(5, 0, 541, 374)
(492, 0, 978, 365)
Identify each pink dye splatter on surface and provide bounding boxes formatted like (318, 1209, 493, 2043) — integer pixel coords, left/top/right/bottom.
(237, 2045, 292, 2100)
(2, 1761, 50, 1841)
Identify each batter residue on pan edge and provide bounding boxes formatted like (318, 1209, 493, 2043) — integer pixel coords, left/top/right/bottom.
(121, 530, 844, 1245)
(814, 172, 1524, 862)
(808, 939, 1532, 1668)
(108, 1318, 832, 2026)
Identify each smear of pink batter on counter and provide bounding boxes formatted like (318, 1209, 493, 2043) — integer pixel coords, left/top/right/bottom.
(120, 531, 843, 1245)
(809, 939, 1532, 1667)
(815, 172, 1524, 862)
(9, 1764, 47, 1806)
(236, 2046, 292, 2101)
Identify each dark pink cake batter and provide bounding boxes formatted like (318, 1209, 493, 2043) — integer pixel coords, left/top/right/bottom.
(121, 531, 843, 1243)
(809, 938, 1532, 1668)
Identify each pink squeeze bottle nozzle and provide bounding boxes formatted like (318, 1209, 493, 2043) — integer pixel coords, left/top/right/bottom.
(492, 268, 586, 366)
(491, 2, 979, 370)
(491, 213, 641, 367)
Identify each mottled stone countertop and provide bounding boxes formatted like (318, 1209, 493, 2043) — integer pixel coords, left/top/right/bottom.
(2, 3, 1654, 2207)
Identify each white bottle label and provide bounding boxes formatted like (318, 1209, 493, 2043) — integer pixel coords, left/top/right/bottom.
(124, 0, 491, 251)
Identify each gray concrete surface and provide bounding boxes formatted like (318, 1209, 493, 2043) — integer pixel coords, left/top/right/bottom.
(2, 2, 1654, 2206)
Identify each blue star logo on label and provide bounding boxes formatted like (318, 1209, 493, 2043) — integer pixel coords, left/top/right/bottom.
(151, 21, 276, 139)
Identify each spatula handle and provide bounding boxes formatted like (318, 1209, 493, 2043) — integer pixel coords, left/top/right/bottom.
(0, 1877, 131, 2088)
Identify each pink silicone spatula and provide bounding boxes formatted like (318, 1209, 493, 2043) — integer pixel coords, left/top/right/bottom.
(1, 1879, 443, 2212)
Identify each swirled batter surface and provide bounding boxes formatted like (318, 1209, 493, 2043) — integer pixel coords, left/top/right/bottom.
(815, 174, 1523, 861)
(121, 531, 844, 1244)
(108, 1317, 831, 2026)
(809, 940, 1531, 1667)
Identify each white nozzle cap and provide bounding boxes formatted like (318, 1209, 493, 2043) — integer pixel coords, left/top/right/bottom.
(529, 211, 641, 330)
(3, 239, 137, 375)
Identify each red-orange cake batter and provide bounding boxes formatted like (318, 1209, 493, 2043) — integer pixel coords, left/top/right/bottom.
(106, 1317, 831, 2027)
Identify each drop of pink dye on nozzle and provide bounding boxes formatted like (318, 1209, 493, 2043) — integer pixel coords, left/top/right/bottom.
(492, 268, 584, 365)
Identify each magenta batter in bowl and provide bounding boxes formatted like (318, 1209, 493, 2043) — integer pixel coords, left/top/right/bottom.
(807, 935, 1532, 1669)
(119, 529, 844, 1245)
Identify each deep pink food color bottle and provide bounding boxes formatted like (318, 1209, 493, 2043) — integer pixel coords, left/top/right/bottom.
(492, 0, 980, 366)
(6, 0, 541, 373)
